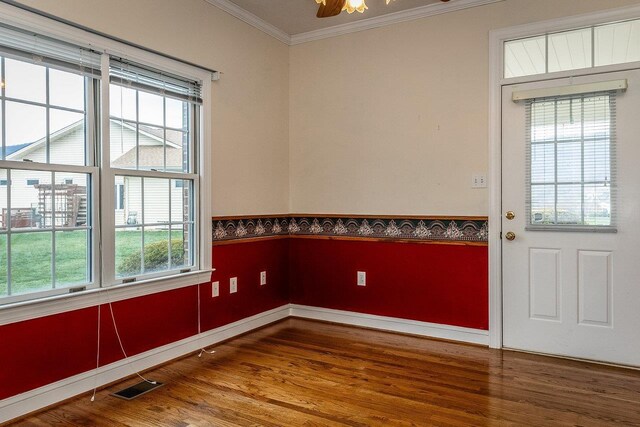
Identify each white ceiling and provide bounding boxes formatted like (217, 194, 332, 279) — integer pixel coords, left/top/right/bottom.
(224, 0, 446, 35)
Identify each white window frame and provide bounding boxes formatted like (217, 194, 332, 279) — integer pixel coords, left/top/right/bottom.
(0, 3, 212, 323)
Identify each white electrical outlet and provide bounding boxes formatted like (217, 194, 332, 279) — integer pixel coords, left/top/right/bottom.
(212, 281, 219, 297)
(471, 174, 487, 188)
(260, 271, 267, 286)
(230, 277, 238, 294)
(357, 271, 366, 286)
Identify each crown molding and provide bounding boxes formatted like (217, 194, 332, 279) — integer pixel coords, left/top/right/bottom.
(204, 0, 292, 45)
(205, 0, 503, 46)
(290, 0, 504, 45)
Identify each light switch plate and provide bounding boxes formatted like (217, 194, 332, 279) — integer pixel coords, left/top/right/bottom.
(230, 277, 237, 294)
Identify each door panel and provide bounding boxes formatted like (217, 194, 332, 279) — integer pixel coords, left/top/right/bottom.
(502, 70, 640, 366)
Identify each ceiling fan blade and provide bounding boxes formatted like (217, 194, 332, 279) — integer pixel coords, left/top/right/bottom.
(317, 0, 346, 18)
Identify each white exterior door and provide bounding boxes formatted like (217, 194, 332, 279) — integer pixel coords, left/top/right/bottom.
(502, 70, 640, 366)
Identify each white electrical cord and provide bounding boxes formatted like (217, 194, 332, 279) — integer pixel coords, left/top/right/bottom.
(90, 303, 101, 402)
(107, 299, 157, 384)
(197, 284, 215, 357)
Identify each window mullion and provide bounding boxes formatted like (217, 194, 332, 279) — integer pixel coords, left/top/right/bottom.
(51, 170, 56, 289)
(580, 96, 585, 224)
(6, 168, 11, 296)
(553, 100, 558, 225)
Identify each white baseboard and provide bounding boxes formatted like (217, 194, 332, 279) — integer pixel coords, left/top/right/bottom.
(1, 303, 488, 424)
(0, 305, 290, 424)
(289, 304, 489, 346)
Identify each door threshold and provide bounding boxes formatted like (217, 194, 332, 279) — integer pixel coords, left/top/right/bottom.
(503, 347, 640, 371)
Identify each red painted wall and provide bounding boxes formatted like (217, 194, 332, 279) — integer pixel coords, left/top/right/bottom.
(0, 238, 289, 401)
(0, 236, 486, 402)
(289, 238, 488, 330)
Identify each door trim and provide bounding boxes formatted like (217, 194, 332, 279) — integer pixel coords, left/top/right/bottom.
(488, 4, 640, 349)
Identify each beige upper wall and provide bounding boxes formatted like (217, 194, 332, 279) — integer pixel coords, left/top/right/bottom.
(7, 0, 640, 218)
(15, 0, 290, 216)
(289, 0, 640, 216)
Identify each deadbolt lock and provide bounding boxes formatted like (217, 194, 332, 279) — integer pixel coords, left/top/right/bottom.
(505, 231, 516, 241)
(505, 211, 515, 220)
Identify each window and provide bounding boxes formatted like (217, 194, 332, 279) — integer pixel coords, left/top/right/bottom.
(0, 21, 208, 305)
(505, 18, 640, 78)
(108, 59, 200, 282)
(526, 91, 616, 230)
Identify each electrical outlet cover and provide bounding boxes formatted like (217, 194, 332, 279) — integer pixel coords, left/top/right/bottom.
(357, 271, 366, 286)
(212, 281, 219, 297)
(260, 271, 267, 286)
(230, 277, 237, 294)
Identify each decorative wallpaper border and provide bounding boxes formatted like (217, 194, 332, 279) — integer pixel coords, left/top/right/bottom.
(213, 215, 488, 245)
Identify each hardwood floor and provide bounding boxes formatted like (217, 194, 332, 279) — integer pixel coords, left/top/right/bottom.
(12, 318, 640, 426)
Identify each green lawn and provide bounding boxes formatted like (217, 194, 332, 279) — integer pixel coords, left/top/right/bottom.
(0, 229, 185, 297)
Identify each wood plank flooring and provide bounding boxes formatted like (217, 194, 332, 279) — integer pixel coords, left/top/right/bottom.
(11, 318, 640, 426)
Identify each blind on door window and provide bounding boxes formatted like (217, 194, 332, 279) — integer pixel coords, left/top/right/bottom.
(525, 90, 616, 232)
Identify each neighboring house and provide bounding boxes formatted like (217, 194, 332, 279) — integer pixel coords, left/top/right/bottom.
(0, 120, 187, 228)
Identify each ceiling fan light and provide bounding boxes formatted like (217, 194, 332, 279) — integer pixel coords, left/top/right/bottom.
(343, 0, 368, 14)
(315, 0, 326, 4)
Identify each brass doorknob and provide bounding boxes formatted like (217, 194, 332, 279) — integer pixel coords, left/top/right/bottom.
(505, 231, 516, 241)
(505, 211, 515, 220)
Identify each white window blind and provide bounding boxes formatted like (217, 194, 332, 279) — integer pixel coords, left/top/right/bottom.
(110, 58, 202, 104)
(0, 23, 101, 77)
(525, 90, 616, 231)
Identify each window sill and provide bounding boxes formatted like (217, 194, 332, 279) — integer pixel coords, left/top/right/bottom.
(0, 269, 214, 326)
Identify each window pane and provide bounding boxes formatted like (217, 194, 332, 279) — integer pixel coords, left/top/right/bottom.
(504, 36, 546, 78)
(56, 230, 88, 286)
(584, 184, 611, 226)
(110, 119, 138, 169)
(110, 84, 136, 121)
(548, 28, 592, 73)
(166, 130, 188, 172)
(583, 95, 611, 139)
(166, 98, 187, 130)
(557, 184, 582, 224)
(557, 141, 582, 183)
(138, 91, 164, 126)
(5, 101, 46, 160)
(11, 231, 52, 295)
(595, 19, 640, 67)
(116, 176, 141, 226)
(143, 226, 169, 273)
(10, 169, 52, 229)
(171, 179, 191, 223)
(531, 101, 556, 142)
(531, 143, 555, 184)
(137, 125, 164, 170)
(49, 69, 85, 110)
(0, 234, 6, 297)
(584, 140, 610, 182)
(116, 227, 141, 278)
(49, 109, 86, 166)
(54, 172, 89, 227)
(143, 178, 170, 225)
(170, 225, 191, 270)
(4, 58, 46, 103)
(556, 98, 582, 140)
(531, 184, 555, 224)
